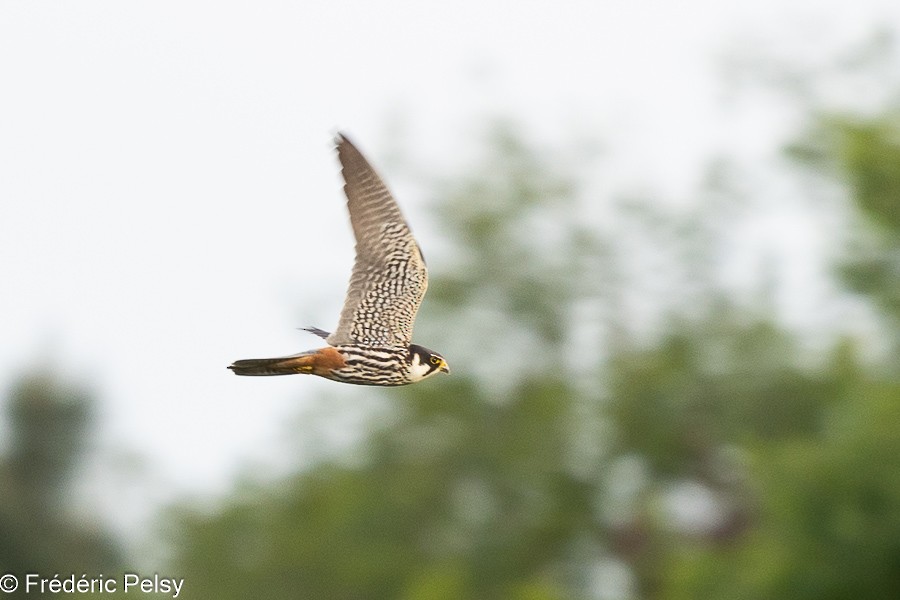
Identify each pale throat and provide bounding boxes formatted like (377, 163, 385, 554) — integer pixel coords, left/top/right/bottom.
(408, 352, 436, 382)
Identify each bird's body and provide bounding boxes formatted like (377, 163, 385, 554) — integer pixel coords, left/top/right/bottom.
(228, 133, 449, 386)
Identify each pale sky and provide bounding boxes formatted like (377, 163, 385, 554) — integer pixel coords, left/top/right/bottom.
(2, 0, 899, 535)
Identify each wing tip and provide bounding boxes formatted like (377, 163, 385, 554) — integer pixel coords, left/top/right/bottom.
(334, 130, 353, 150)
(300, 326, 331, 340)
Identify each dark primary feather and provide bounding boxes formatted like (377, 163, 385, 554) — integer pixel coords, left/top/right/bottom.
(302, 326, 331, 339)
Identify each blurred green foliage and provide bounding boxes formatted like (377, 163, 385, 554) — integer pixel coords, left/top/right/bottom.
(163, 108, 899, 599)
(3, 40, 899, 600)
(790, 113, 900, 335)
(0, 371, 122, 598)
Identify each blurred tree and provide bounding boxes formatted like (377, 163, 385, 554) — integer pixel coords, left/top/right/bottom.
(790, 113, 900, 338)
(0, 369, 122, 595)
(607, 323, 900, 599)
(658, 39, 900, 600)
(663, 371, 900, 600)
(167, 84, 900, 600)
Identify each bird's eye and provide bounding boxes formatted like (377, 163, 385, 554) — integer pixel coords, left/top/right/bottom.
(430, 355, 441, 365)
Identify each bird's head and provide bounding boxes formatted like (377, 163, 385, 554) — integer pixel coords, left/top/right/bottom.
(407, 344, 450, 382)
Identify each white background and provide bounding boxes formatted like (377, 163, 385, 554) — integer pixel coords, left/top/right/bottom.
(2, 0, 898, 537)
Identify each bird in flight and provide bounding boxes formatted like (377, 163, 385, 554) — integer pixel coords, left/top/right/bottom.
(228, 133, 449, 386)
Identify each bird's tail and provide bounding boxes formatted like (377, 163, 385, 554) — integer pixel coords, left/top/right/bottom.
(228, 352, 317, 376)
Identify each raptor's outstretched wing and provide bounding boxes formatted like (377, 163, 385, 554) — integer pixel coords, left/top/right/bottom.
(326, 133, 428, 347)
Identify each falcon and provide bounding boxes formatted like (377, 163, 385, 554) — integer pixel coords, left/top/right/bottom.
(228, 133, 449, 386)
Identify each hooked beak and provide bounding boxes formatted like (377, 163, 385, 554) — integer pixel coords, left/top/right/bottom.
(440, 360, 450, 374)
